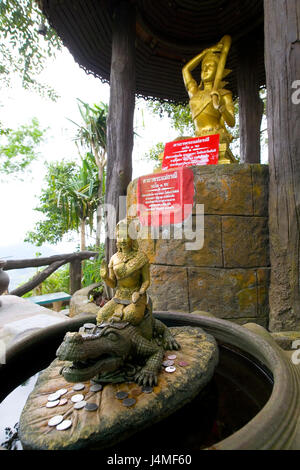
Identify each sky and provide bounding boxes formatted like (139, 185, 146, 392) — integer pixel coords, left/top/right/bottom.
(0, 46, 178, 255)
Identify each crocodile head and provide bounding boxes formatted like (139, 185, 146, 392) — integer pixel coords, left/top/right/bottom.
(56, 322, 133, 383)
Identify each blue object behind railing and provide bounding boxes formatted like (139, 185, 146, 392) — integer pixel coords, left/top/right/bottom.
(27, 292, 71, 306)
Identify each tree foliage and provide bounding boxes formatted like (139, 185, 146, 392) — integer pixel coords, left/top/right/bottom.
(143, 141, 165, 169)
(25, 161, 77, 246)
(70, 99, 108, 159)
(69, 99, 108, 246)
(23, 263, 70, 297)
(0, 0, 62, 99)
(25, 101, 108, 249)
(146, 101, 194, 136)
(25, 155, 99, 248)
(22, 244, 104, 298)
(0, 117, 45, 176)
(143, 101, 192, 167)
(81, 244, 105, 286)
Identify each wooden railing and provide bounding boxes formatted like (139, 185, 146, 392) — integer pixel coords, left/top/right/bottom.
(2, 251, 98, 297)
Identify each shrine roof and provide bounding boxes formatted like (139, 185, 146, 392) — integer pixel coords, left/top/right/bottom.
(39, 0, 265, 103)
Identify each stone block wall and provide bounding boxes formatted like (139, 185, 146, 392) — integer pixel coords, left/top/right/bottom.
(127, 164, 270, 327)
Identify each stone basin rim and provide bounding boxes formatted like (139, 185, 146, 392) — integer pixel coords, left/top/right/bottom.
(2, 311, 300, 450)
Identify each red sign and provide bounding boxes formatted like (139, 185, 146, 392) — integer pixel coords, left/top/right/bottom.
(162, 134, 220, 170)
(137, 168, 194, 226)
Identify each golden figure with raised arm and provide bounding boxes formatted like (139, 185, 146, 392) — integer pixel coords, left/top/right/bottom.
(182, 35, 237, 164)
(97, 219, 150, 326)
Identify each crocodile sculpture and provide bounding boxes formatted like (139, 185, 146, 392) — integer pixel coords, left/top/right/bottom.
(57, 308, 180, 387)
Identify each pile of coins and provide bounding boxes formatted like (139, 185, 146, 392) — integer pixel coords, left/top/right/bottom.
(114, 383, 155, 408)
(162, 354, 189, 373)
(115, 390, 136, 407)
(46, 388, 68, 408)
(110, 354, 189, 409)
(46, 381, 103, 431)
(45, 354, 189, 431)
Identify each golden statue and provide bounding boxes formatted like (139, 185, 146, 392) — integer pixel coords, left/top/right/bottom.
(97, 219, 150, 326)
(182, 35, 236, 164)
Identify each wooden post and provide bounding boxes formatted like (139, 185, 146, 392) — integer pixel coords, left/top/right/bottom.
(69, 259, 82, 295)
(237, 38, 264, 163)
(105, 0, 136, 263)
(264, 0, 300, 330)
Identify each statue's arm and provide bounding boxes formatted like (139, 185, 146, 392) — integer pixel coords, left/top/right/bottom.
(100, 259, 116, 289)
(132, 261, 150, 304)
(182, 53, 205, 95)
(139, 261, 150, 295)
(219, 93, 235, 128)
(182, 42, 223, 95)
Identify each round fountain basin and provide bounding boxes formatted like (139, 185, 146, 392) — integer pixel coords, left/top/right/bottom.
(0, 312, 299, 450)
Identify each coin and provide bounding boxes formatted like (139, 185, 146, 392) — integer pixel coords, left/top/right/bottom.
(142, 386, 153, 394)
(167, 354, 177, 360)
(46, 400, 60, 408)
(56, 419, 72, 431)
(83, 323, 96, 329)
(48, 392, 61, 401)
(165, 366, 176, 373)
(122, 398, 136, 407)
(58, 398, 68, 406)
(85, 402, 98, 411)
(90, 384, 103, 393)
(74, 400, 87, 410)
(71, 394, 85, 403)
(56, 388, 68, 396)
(178, 361, 189, 367)
(115, 391, 128, 400)
(48, 415, 64, 427)
(162, 360, 174, 367)
(73, 383, 85, 391)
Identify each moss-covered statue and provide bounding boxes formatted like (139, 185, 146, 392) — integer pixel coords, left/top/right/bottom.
(97, 219, 150, 326)
(57, 219, 180, 387)
(182, 35, 237, 164)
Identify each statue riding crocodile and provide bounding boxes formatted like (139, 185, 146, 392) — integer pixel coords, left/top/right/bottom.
(57, 218, 180, 387)
(57, 308, 180, 387)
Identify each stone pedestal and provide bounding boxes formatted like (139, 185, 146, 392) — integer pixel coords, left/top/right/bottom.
(127, 164, 269, 327)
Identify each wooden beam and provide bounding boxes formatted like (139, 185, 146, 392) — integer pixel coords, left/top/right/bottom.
(237, 37, 264, 163)
(105, 0, 136, 263)
(264, 0, 300, 330)
(10, 260, 66, 297)
(3, 251, 97, 270)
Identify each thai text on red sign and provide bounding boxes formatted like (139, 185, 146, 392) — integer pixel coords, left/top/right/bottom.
(162, 134, 219, 170)
(137, 167, 194, 226)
